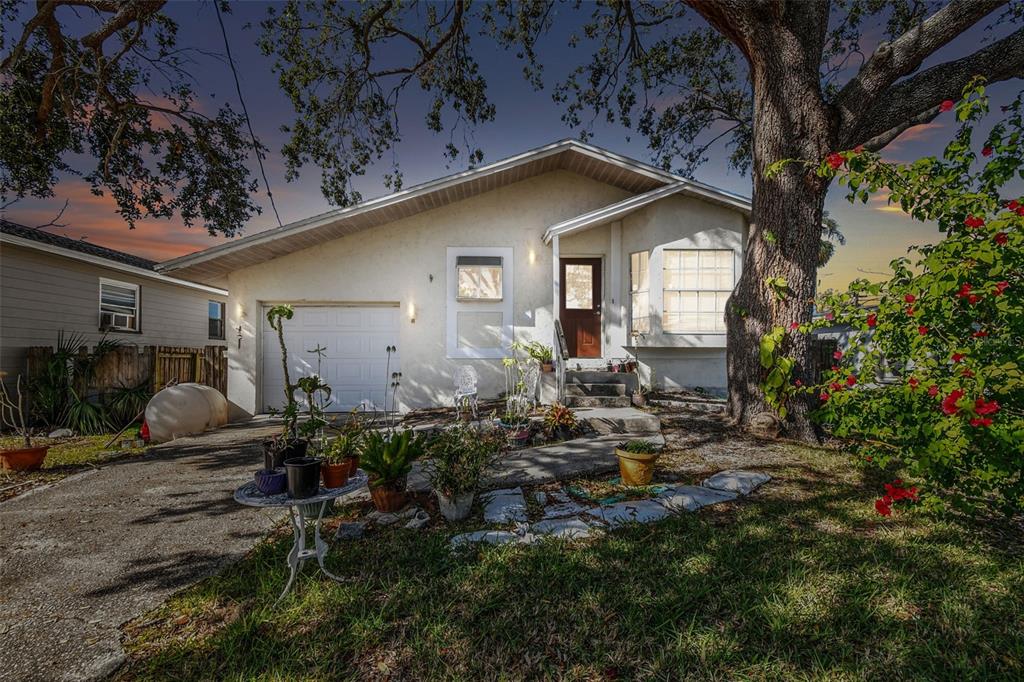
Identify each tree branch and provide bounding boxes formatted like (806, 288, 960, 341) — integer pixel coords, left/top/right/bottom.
(841, 26, 1024, 148)
(834, 0, 1005, 132)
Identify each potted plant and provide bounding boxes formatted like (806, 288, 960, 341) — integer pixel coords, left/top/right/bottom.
(321, 431, 360, 488)
(614, 439, 661, 486)
(284, 456, 323, 498)
(519, 341, 554, 372)
(359, 429, 425, 512)
(262, 305, 309, 466)
(543, 402, 578, 441)
(427, 423, 506, 521)
(0, 375, 49, 471)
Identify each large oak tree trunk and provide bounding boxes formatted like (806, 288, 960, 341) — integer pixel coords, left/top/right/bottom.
(725, 27, 835, 441)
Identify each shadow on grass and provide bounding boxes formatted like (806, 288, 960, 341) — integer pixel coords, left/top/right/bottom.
(117, 452, 1024, 682)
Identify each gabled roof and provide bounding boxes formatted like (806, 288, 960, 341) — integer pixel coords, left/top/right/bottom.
(1, 218, 157, 269)
(158, 139, 749, 284)
(543, 179, 750, 243)
(0, 219, 227, 296)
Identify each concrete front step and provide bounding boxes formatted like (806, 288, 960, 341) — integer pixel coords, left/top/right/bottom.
(565, 382, 627, 397)
(577, 406, 661, 435)
(564, 395, 632, 408)
(566, 371, 639, 391)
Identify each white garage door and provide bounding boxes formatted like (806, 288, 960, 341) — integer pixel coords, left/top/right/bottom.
(261, 305, 401, 413)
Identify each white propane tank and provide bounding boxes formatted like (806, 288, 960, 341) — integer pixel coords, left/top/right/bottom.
(145, 382, 229, 443)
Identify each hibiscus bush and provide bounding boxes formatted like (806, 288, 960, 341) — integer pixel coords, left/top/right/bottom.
(789, 81, 1023, 514)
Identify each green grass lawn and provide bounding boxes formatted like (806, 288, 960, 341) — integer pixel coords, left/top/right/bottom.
(0, 434, 146, 469)
(119, 446, 1023, 681)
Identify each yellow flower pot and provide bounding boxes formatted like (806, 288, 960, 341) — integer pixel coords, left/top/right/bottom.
(615, 447, 660, 486)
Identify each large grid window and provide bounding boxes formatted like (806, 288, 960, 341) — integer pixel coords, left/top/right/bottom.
(629, 251, 650, 334)
(662, 250, 733, 332)
(99, 278, 140, 332)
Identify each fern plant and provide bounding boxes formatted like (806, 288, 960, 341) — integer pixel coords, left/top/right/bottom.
(359, 429, 425, 487)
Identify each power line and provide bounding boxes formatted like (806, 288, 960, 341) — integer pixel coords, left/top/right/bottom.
(214, 1, 283, 228)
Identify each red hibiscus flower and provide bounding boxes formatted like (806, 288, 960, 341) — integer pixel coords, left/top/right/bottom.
(951, 353, 965, 363)
(854, 144, 865, 153)
(909, 376, 919, 390)
(968, 294, 980, 305)
(974, 397, 1000, 416)
(789, 321, 800, 331)
(826, 152, 844, 170)
(820, 392, 830, 401)
(970, 417, 993, 428)
(918, 325, 928, 335)
(906, 306, 916, 316)
(1010, 200, 1020, 210)
(866, 313, 877, 327)
(825, 311, 835, 321)
(928, 385, 939, 397)
(831, 365, 840, 372)
(995, 232, 1008, 246)
(846, 375, 857, 386)
(982, 146, 993, 157)
(994, 281, 1009, 295)
(961, 368, 975, 378)
(941, 389, 965, 415)
(972, 330, 988, 338)
(794, 379, 802, 387)
(956, 283, 972, 299)
(904, 293, 916, 303)
(1018, 205, 1024, 217)
(940, 99, 954, 112)
(964, 215, 985, 229)
(875, 498, 892, 516)
(829, 382, 843, 392)
(833, 350, 843, 360)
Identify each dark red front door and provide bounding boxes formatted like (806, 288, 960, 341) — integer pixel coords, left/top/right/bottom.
(560, 257, 602, 358)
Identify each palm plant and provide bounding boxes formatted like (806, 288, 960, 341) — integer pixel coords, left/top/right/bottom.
(30, 331, 121, 433)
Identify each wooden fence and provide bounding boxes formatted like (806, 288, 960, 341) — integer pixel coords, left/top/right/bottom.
(25, 344, 227, 396)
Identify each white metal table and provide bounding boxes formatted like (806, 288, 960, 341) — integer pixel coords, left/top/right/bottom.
(234, 470, 367, 602)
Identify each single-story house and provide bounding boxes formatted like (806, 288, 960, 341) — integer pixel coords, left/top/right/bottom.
(0, 219, 228, 379)
(159, 139, 751, 417)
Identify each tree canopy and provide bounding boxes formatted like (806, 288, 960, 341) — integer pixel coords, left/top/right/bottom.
(0, 0, 262, 236)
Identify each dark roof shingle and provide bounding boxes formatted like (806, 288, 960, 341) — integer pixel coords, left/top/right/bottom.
(0, 219, 157, 270)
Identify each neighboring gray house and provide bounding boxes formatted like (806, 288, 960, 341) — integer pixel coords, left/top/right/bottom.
(0, 219, 228, 378)
(159, 140, 751, 417)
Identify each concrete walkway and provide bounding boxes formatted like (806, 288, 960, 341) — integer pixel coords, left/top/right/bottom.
(0, 422, 286, 682)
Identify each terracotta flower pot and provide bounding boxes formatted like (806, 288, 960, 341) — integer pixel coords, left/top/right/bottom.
(343, 455, 360, 477)
(615, 447, 660, 486)
(368, 475, 408, 512)
(322, 461, 350, 489)
(0, 445, 49, 472)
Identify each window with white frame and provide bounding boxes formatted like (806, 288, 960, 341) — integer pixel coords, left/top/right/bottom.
(456, 256, 503, 301)
(99, 278, 140, 332)
(629, 251, 650, 334)
(662, 250, 733, 333)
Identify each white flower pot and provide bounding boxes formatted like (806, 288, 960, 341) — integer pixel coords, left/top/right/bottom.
(436, 491, 475, 521)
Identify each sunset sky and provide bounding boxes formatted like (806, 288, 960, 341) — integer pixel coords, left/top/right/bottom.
(2, 2, 1020, 290)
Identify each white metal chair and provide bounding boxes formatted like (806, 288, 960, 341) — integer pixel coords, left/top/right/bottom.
(453, 365, 479, 419)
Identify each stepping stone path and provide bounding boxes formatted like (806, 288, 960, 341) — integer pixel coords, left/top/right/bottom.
(703, 470, 772, 495)
(482, 487, 528, 523)
(656, 485, 737, 512)
(450, 469, 771, 549)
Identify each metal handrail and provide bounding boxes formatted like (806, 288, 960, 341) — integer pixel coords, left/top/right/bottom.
(553, 319, 569, 403)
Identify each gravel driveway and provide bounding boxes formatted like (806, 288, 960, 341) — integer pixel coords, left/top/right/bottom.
(0, 422, 284, 682)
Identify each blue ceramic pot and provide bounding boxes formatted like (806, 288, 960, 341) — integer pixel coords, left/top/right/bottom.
(254, 468, 287, 496)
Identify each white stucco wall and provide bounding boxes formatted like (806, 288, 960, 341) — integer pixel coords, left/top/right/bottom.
(225, 171, 632, 416)
(223, 173, 748, 416)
